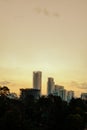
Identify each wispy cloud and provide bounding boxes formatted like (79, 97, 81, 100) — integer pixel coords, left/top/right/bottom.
(34, 7, 42, 14)
(53, 12, 59, 17)
(79, 82, 87, 89)
(70, 81, 87, 90)
(43, 8, 49, 16)
(34, 7, 59, 18)
(0, 81, 11, 86)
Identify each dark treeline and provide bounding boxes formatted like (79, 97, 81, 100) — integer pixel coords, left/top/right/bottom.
(0, 94, 87, 130)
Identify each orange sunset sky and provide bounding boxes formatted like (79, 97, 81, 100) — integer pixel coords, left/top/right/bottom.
(0, 0, 87, 97)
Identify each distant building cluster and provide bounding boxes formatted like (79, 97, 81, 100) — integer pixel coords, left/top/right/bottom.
(1, 71, 86, 102)
(47, 78, 74, 102)
(20, 71, 74, 102)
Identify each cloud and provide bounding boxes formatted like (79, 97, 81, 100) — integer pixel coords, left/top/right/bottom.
(53, 12, 59, 17)
(34, 7, 59, 18)
(70, 81, 87, 90)
(43, 8, 49, 16)
(0, 81, 11, 86)
(34, 7, 42, 14)
(70, 81, 79, 87)
(0, 80, 18, 89)
(79, 82, 87, 89)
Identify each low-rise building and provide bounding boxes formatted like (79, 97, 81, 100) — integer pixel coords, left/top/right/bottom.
(20, 88, 40, 100)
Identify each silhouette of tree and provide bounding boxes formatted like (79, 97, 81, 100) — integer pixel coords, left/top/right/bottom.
(0, 86, 10, 95)
(0, 87, 87, 130)
(65, 114, 83, 130)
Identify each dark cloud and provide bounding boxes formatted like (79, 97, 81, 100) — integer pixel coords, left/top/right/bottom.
(53, 12, 59, 17)
(43, 8, 49, 16)
(34, 7, 59, 18)
(70, 81, 87, 90)
(34, 7, 42, 14)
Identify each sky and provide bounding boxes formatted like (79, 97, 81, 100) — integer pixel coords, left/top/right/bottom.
(0, 0, 87, 97)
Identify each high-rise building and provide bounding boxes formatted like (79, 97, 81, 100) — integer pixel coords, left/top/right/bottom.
(53, 85, 64, 96)
(54, 85, 64, 92)
(61, 89, 67, 101)
(67, 90, 74, 102)
(33, 71, 42, 91)
(53, 85, 67, 101)
(47, 77, 55, 95)
(81, 93, 87, 100)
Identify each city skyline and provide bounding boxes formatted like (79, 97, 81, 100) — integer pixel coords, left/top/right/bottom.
(0, 70, 75, 101)
(0, 0, 87, 97)
(0, 70, 84, 97)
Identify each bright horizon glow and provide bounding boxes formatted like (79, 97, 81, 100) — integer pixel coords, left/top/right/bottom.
(0, 0, 87, 97)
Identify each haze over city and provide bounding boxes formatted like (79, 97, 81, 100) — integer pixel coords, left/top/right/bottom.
(0, 0, 87, 97)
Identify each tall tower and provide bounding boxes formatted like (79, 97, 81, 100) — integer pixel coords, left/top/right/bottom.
(33, 71, 42, 91)
(67, 90, 74, 102)
(47, 77, 55, 95)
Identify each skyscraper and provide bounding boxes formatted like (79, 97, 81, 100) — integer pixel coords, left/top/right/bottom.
(81, 93, 87, 100)
(53, 85, 67, 101)
(33, 71, 42, 91)
(47, 77, 55, 95)
(67, 90, 74, 102)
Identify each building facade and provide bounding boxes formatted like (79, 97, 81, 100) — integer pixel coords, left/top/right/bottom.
(53, 85, 67, 101)
(20, 88, 40, 100)
(47, 77, 55, 95)
(33, 71, 42, 91)
(81, 93, 87, 100)
(67, 90, 74, 102)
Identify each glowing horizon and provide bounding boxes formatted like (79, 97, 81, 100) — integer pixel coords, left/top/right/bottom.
(0, 0, 87, 97)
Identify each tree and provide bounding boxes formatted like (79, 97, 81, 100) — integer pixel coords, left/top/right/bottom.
(0, 86, 10, 96)
(65, 114, 83, 130)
